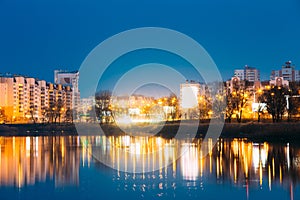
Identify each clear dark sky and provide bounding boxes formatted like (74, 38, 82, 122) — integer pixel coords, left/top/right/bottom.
(0, 0, 300, 82)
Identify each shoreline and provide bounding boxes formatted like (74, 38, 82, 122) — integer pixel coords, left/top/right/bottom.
(1, 121, 300, 142)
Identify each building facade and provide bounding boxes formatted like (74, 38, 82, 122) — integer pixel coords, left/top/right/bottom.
(226, 76, 246, 94)
(180, 81, 201, 119)
(0, 74, 72, 123)
(234, 65, 260, 82)
(234, 69, 245, 81)
(270, 61, 300, 82)
(54, 70, 80, 111)
(269, 77, 289, 88)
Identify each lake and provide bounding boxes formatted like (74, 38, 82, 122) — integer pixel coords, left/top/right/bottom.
(0, 135, 299, 200)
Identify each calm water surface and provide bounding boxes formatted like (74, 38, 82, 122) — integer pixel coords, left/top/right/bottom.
(0, 136, 299, 200)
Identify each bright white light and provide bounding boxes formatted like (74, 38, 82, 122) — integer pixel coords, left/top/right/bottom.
(130, 142, 141, 154)
(163, 106, 175, 114)
(26, 137, 30, 151)
(115, 116, 132, 125)
(252, 103, 267, 112)
(252, 144, 268, 169)
(252, 145, 260, 169)
(122, 135, 130, 147)
(26, 137, 31, 157)
(128, 108, 140, 115)
(261, 148, 267, 167)
(181, 144, 199, 180)
(181, 86, 199, 108)
(156, 137, 162, 146)
(135, 142, 141, 154)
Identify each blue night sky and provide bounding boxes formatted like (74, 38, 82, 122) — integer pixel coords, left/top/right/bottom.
(0, 0, 300, 83)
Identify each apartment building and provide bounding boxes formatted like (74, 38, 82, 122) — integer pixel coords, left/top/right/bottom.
(0, 74, 72, 123)
(270, 61, 300, 82)
(234, 65, 260, 82)
(54, 70, 80, 111)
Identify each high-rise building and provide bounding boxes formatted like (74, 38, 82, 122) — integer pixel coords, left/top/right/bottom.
(234, 65, 260, 82)
(0, 75, 15, 120)
(270, 61, 300, 82)
(234, 69, 245, 81)
(0, 73, 72, 123)
(54, 70, 80, 110)
(38, 80, 48, 120)
(0, 83, 8, 106)
(47, 83, 73, 122)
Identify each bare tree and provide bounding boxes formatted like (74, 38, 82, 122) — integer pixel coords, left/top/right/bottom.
(45, 99, 64, 124)
(65, 109, 74, 123)
(46, 103, 55, 123)
(213, 93, 226, 120)
(285, 82, 300, 121)
(55, 99, 64, 124)
(166, 93, 178, 121)
(29, 105, 37, 124)
(287, 96, 300, 122)
(199, 86, 212, 120)
(260, 86, 288, 123)
(227, 81, 250, 123)
(234, 89, 249, 123)
(0, 107, 7, 123)
(225, 93, 235, 123)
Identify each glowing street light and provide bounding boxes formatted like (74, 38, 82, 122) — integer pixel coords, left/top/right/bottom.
(257, 89, 262, 94)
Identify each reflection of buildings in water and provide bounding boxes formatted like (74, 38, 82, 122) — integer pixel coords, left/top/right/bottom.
(89, 136, 300, 199)
(0, 134, 298, 199)
(0, 136, 80, 188)
(90, 136, 179, 173)
(212, 139, 298, 200)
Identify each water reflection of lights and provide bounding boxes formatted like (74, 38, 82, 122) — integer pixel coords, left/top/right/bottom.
(0, 136, 80, 188)
(90, 135, 180, 173)
(233, 139, 239, 157)
(252, 143, 268, 170)
(181, 144, 199, 181)
(122, 135, 131, 147)
(105, 138, 299, 199)
(0, 135, 299, 199)
(26, 136, 30, 157)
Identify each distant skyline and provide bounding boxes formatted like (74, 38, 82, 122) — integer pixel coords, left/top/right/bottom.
(0, 0, 300, 82)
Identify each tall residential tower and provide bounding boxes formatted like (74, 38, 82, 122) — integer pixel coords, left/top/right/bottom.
(270, 61, 300, 82)
(54, 70, 80, 110)
(234, 65, 260, 82)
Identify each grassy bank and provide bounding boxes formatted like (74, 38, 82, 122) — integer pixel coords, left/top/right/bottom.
(0, 123, 78, 136)
(1, 121, 300, 142)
